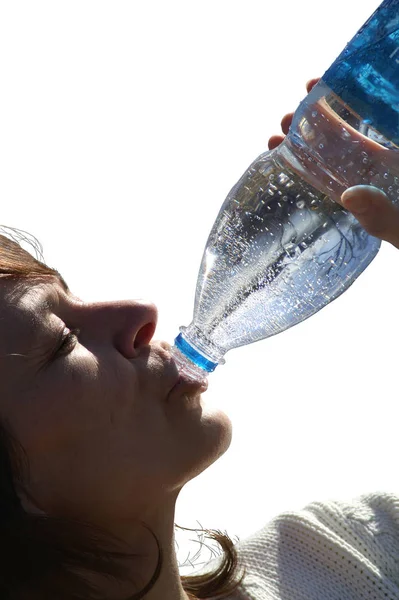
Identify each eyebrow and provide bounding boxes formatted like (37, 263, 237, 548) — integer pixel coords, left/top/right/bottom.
(0, 272, 72, 359)
(10, 271, 69, 302)
(13, 275, 70, 338)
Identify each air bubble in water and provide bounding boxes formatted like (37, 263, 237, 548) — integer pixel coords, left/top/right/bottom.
(282, 195, 288, 201)
(362, 158, 369, 164)
(312, 111, 318, 118)
(383, 173, 389, 179)
(278, 173, 290, 184)
(296, 200, 306, 209)
(319, 143, 324, 149)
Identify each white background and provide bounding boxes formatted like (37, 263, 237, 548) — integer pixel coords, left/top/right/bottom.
(0, 0, 397, 573)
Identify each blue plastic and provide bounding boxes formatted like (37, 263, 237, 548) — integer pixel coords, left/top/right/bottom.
(323, 0, 399, 145)
(174, 333, 218, 373)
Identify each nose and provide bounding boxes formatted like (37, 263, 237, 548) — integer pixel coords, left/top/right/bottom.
(82, 299, 158, 359)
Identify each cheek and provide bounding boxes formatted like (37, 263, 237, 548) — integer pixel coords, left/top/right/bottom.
(17, 358, 169, 496)
(9, 353, 121, 466)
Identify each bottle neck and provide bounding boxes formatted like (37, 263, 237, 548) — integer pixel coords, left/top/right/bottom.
(170, 342, 212, 381)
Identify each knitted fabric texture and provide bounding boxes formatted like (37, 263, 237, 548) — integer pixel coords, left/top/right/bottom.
(197, 492, 399, 600)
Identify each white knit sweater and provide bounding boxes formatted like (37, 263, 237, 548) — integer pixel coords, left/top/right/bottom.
(197, 492, 399, 599)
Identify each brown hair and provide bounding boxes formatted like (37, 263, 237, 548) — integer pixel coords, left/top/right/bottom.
(0, 229, 246, 599)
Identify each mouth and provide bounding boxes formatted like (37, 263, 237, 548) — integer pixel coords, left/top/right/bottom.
(166, 374, 208, 405)
(158, 341, 206, 380)
(171, 373, 208, 394)
(154, 340, 209, 402)
(165, 350, 208, 400)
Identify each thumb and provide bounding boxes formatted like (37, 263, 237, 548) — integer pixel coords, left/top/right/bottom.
(341, 185, 399, 250)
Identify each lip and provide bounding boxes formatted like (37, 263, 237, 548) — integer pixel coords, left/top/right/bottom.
(172, 374, 208, 393)
(166, 372, 208, 404)
(154, 340, 208, 400)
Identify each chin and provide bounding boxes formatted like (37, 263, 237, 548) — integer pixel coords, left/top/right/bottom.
(189, 402, 233, 480)
(204, 403, 233, 457)
(166, 390, 233, 485)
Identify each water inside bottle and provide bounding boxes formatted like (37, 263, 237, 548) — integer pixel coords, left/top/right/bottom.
(191, 155, 380, 358)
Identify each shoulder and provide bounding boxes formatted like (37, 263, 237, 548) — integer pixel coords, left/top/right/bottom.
(230, 491, 399, 599)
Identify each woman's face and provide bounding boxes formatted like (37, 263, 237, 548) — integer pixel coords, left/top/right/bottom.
(0, 275, 232, 524)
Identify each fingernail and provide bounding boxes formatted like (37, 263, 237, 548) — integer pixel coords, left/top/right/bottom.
(341, 185, 388, 214)
(306, 78, 318, 88)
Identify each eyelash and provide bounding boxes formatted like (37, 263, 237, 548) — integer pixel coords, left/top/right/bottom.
(56, 328, 81, 356)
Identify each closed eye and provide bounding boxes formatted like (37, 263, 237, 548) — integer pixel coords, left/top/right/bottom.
(54, 328, 80, 358)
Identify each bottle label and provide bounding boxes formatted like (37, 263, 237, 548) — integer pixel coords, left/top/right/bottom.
(323, 0, 399, 145)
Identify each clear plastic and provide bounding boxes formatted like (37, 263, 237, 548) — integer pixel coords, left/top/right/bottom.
(171, 0, 399, 379)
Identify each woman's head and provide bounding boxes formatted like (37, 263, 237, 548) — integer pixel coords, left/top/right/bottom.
(0, 231, 236, 598)
(0, 233, 232, 523)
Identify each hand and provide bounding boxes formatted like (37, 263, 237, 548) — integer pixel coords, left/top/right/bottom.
(267, 77, 399, 250)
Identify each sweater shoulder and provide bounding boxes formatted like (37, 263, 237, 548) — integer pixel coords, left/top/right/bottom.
(200, 491, 399, 600)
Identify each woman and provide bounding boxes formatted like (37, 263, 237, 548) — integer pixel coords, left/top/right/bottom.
(1, 79, 399, 600)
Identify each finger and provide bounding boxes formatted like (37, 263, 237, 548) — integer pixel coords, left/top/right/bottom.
(281, 113, 294, 135)
(341, 186, 399, 249)
(306, 77, 320, 93)
(270, 79, 320, 148)
(268, 135, 285, 150)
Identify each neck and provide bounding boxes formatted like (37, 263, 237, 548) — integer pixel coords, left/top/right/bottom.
(141, 506, 190, 600)
(90, 493, 192, 600)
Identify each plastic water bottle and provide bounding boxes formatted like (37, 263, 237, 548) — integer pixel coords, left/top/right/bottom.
(171, 0, 399, 381)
